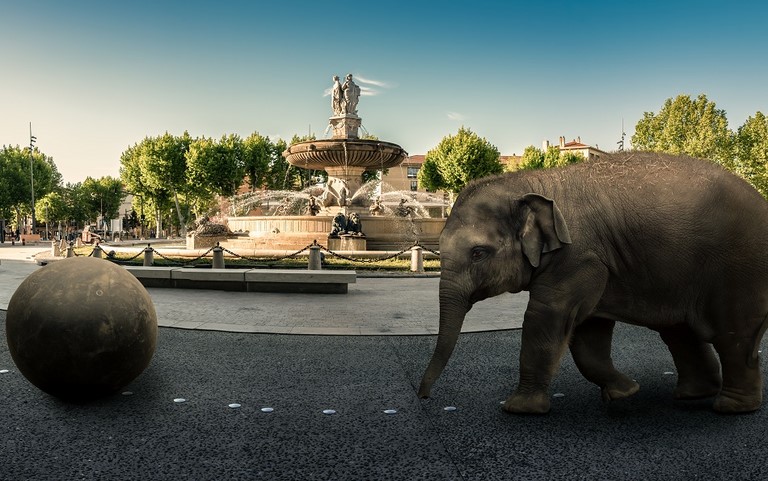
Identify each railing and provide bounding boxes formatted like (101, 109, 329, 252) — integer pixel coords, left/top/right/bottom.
(62, 240, 440, 273)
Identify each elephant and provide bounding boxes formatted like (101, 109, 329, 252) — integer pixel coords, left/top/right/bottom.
(418, 152, 768, 414)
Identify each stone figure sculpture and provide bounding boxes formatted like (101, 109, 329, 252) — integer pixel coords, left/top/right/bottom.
(331, 75, 343, 116)
(369, 197, 384, 216)
(307, 196, 321, 216)
(395, 198, 414, 217)
(346, 213, 363, 236)
(320, 178, 350, 207)
(341, 74, 360, 115)
(329, 212, 347, 237)
(418, 152, 768, 415)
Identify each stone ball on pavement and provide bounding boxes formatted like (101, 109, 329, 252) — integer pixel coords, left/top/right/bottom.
(5, 256, 158, 402)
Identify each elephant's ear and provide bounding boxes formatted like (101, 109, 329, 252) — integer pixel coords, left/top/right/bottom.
(519, 193, 572, 268)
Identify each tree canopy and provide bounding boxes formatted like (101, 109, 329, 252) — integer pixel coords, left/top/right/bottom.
(119, 131, 294, 233)
(517, 145, 584, 170)
(734, 111, 768, 198)
(0, 145, 61, 227)
(631, 94, 733, 166)
(631, 93, 768, 198)
(418, 127, 503, 194)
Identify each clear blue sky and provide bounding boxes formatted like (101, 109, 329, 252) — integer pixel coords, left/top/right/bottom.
(2, 0, 767, 184)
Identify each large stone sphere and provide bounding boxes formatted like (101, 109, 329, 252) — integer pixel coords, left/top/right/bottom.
(5, 256, 158, 402)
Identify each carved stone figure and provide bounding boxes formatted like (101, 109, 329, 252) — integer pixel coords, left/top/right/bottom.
(369, 197, 384, 216)
(329, 212, 347, 237)
(346, 213, 363, 236)
(395, 198, 414, 217)
(320, 178, 350, 207)
(342, 74, 360, 115)
(419, 152, 768, 415)
(331, 75, 343, 116)
(307, 196, 321, 216)
(193, 216, 230, 236)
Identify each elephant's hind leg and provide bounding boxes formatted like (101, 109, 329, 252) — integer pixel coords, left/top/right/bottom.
(570, 317, 639, 402)
(657, 324, 722, 400)
(712, 336, 762, 413)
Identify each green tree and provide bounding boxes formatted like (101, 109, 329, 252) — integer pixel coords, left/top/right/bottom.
(735, 111, 768, 198)
(242, 132, 273, 191)
(144, 132, 192, 234)
(517, 145, 585, 170)
(82, 176, 125, 229)
(120, 137, 171, 237)
(186, 134, 246, 197)
(268, 135, 318, 191)
(0, 145, 61, 231)
(632, 94, 733, 167)
(35, 191, 68, 237)
(418, 127, 503, 195)
(59, 182, 91, 233)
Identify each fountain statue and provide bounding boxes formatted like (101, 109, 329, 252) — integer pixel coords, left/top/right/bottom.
(221, 73, 446, 252)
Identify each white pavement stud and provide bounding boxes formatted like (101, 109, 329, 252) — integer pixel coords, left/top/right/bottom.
(553, 393, 565, 398)
(443, 406, 457, 412)
(322, 409, 337, 415)
(383, 409, 398, 415)
(261, 407, 274, 413)
(228, 403, 241, 409)
(174, 398, 187, 403)
(0, 369, 9, 374)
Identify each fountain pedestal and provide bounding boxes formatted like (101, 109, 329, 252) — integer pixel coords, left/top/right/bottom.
(329, 114, 361, 139)
(328, 234, 366, 252)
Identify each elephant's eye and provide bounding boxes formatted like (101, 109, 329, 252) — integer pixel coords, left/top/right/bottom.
(471, 246, 489, 262)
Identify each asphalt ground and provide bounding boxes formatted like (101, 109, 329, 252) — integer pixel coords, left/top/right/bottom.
(3, 244, 768, 479)
(3, 312, 768, 480)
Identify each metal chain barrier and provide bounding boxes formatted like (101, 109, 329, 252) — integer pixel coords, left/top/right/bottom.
(94, 240, 439, 267)
(219, 243, 315, 263)
(152, 245, 217, 266)
(318, 242, 415, 263)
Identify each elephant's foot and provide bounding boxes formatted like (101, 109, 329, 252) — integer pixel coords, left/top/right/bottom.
(601, 376, 640, 402)
(673, 378, 721, 400)
(713, 389, 762, 414)
(503, 391, 551, 414)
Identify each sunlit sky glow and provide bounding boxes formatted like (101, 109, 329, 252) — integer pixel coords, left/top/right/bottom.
(2, 0, 767, 183)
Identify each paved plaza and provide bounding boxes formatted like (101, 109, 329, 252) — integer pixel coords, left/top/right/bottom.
(2, 243, 768, 480)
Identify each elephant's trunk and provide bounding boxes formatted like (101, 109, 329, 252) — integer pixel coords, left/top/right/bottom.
(418, 281, 470, 398)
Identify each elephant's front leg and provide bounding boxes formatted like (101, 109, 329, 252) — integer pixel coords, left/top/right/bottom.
(503, 302, 572, 414)
(570, 317, 639, 402)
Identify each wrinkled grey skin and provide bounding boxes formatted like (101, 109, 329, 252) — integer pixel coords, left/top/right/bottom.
(419, 152, 768, 414)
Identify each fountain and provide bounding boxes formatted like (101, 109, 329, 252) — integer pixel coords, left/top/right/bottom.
(222, 74, 445, 252)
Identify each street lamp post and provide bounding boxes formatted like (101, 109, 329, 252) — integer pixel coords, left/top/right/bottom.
(29, 123, 37, 235)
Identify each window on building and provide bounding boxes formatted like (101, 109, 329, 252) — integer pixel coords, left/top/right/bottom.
(407, 166, 419, 178)
(410, 180, 418, 191)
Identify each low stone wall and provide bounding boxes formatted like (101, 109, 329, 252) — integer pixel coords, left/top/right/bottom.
(186, 234, 230, 250)
(225, 215, 444, 251)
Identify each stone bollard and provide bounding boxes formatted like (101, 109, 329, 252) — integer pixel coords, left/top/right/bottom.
(143, 245, 154, 266)
(66, 242, 75, 258)
(212, 244, 225, 269)
(308, 242, 322, 270)
(51, 240, 61, 257)
(92, 243, 102, 258)
(410, 246, 424, 273)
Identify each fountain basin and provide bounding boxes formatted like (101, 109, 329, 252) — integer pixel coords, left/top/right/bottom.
(283, 139, 407, 171)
